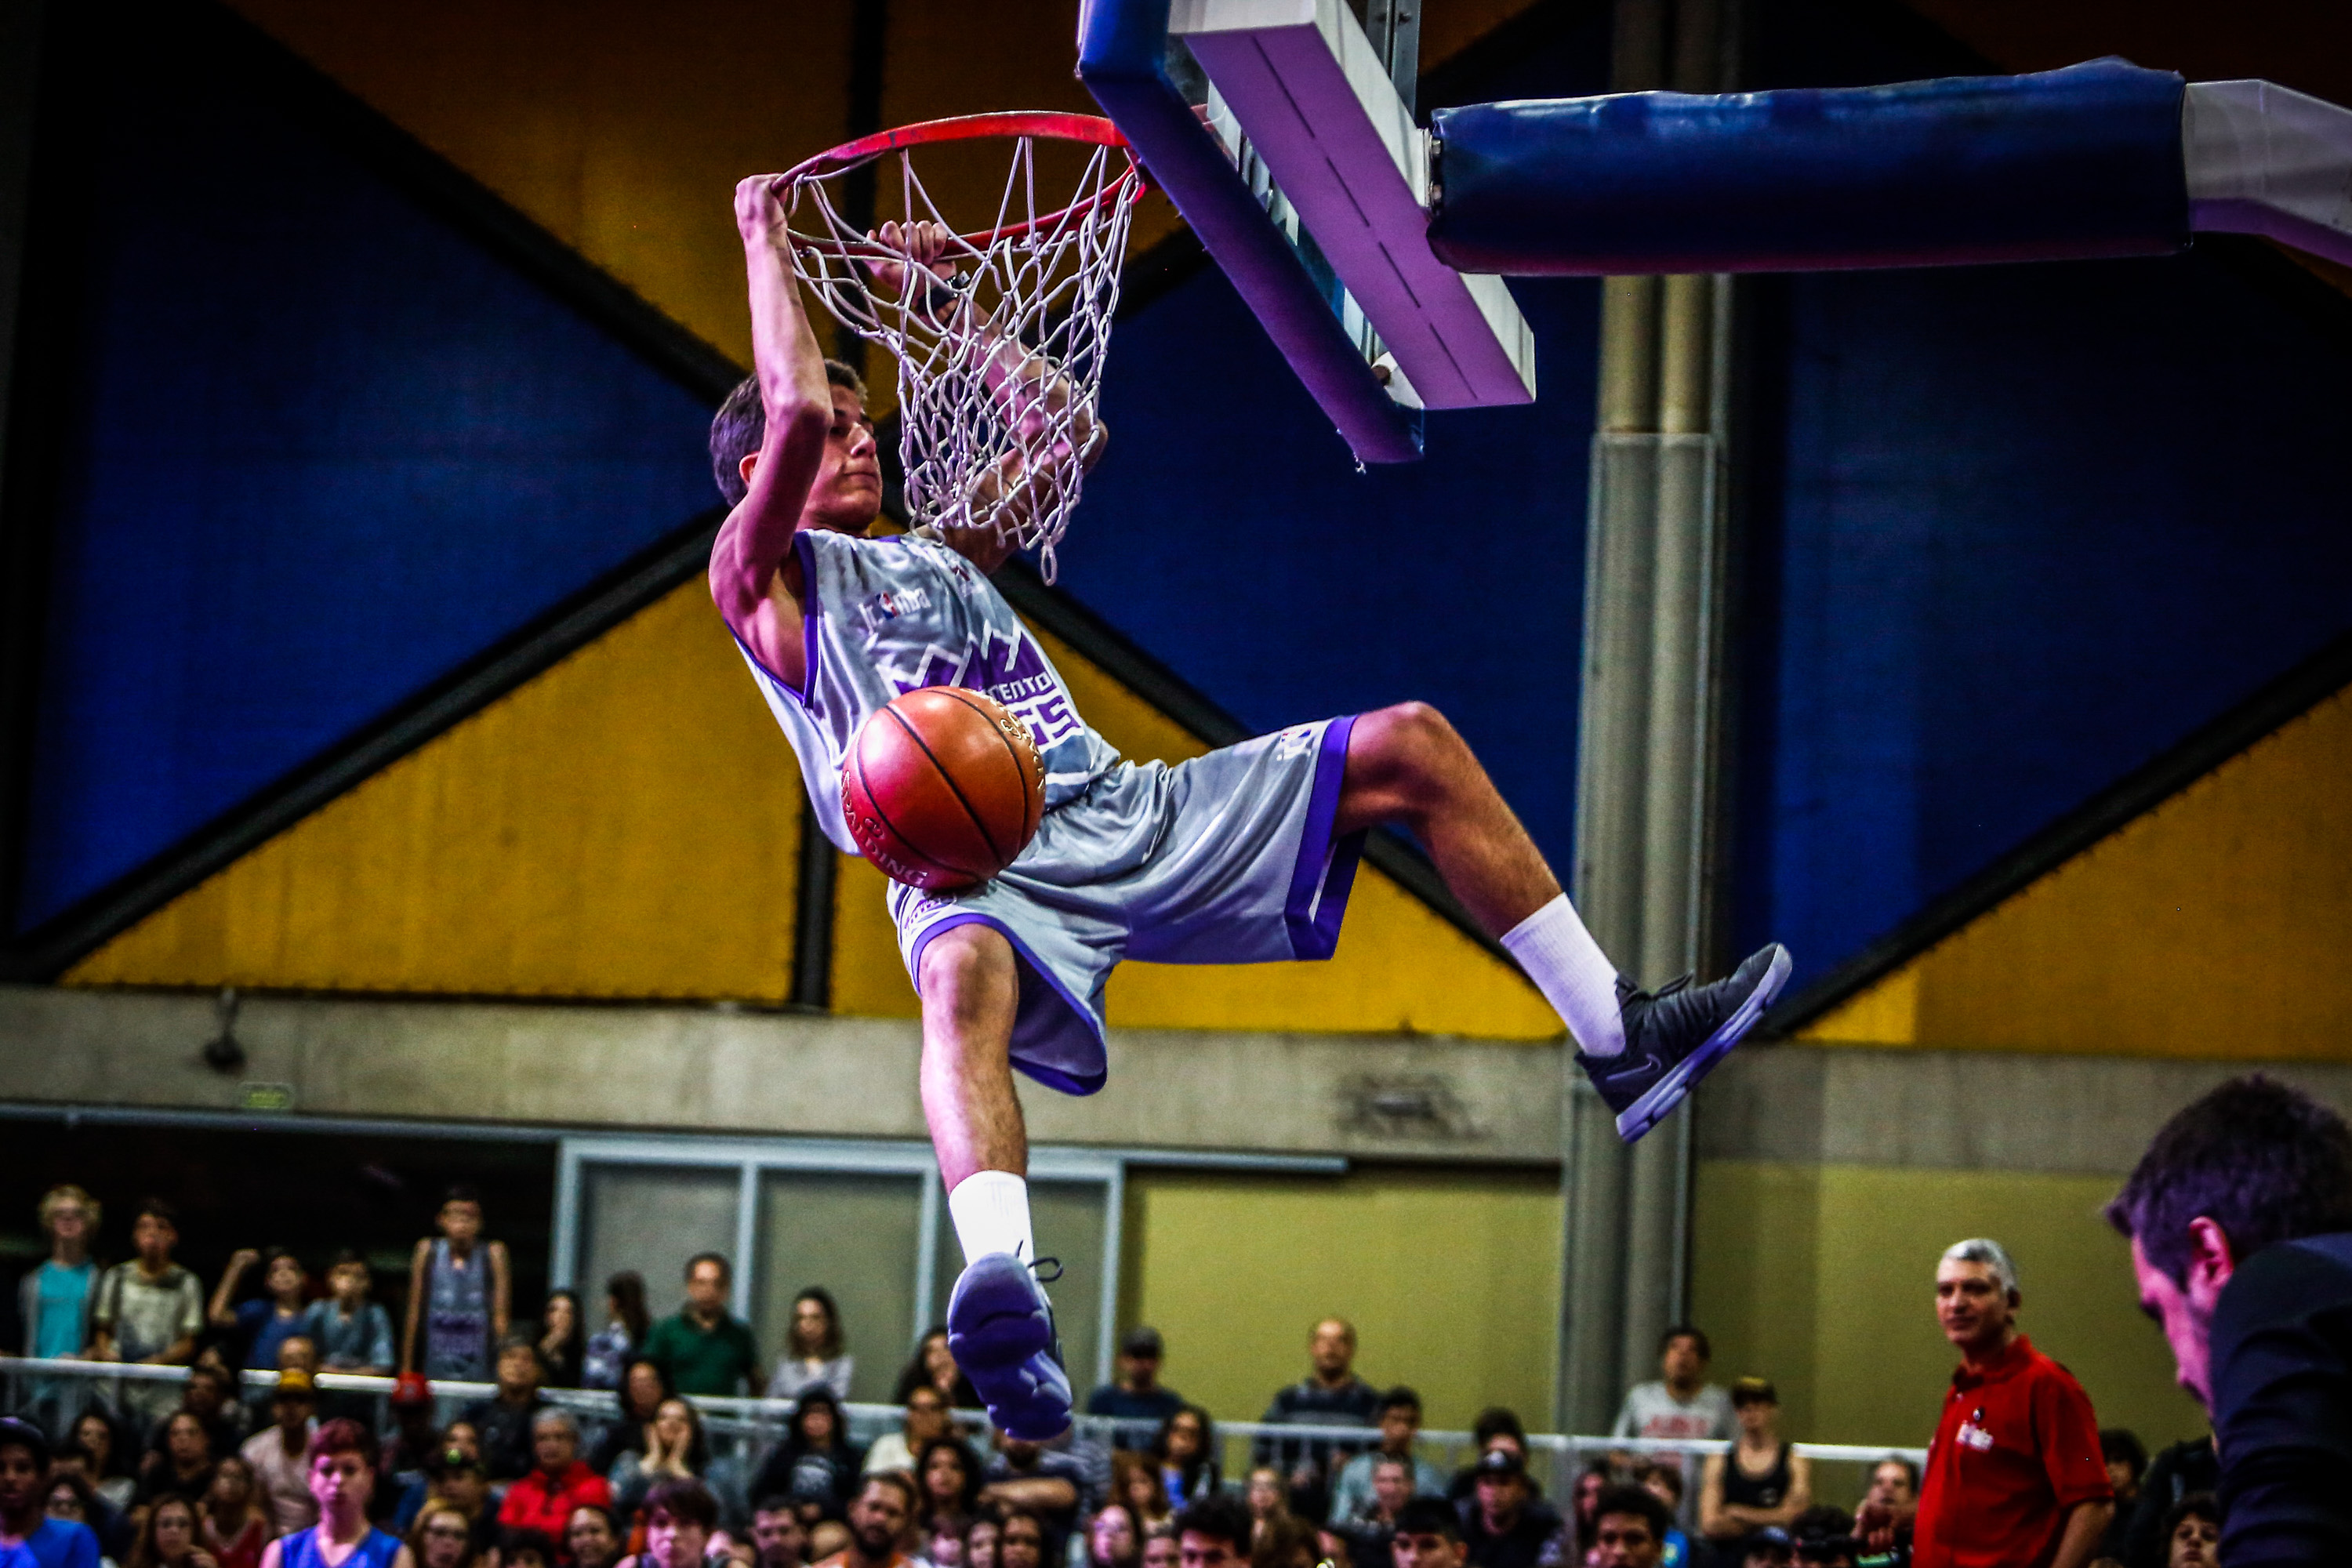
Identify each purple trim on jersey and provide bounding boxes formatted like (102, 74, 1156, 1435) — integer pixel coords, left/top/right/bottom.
(791, 530, 823, 704)
(1284, 714, 1366, 960)
(906, 912, 1109, 1097)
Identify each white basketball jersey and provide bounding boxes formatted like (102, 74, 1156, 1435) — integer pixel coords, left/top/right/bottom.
(735, 528, 1120, 855)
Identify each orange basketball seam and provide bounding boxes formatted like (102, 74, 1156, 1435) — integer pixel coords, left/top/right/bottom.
(937, 686, 1043, 848)
(851, 715, 971, 883)
(884, 698, 1004, 872)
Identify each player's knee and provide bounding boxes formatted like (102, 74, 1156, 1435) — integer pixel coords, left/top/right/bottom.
(917, 921, 1017, 1002)
(1363, 702, 1461, 783)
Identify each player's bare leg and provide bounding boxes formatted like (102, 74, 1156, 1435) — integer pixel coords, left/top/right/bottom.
(1337, 701, 1791, 1142)
(916, 922, 1072, 1438)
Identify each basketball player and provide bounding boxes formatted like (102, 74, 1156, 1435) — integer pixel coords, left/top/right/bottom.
(710, 176, 1791, 1440)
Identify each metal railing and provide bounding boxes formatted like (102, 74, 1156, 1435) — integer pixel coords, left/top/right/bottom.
(2, 1355, 1926, 1511)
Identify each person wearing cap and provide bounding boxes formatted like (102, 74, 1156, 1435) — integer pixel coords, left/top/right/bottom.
(0, 1417, 101, 1568)
(1083, 1329, 1185, 1439)
(1454, 1447, 1557, 1568)
(241, 1368, 321, 1534)
(1736, 1525, 1794, 1568)
(464, 1332, 551, 1482)
(1327, 1388, 1444, 1522)
(1863, 1239, 2111, 1568)
(1698, 1378, 1809, 1556)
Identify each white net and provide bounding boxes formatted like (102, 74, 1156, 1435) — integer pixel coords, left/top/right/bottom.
(785, 122, 1142, 583)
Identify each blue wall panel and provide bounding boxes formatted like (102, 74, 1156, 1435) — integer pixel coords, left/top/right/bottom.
(1059, 267, 1602, 882)
(1729, 0, 2352, 985)
(16, 30, 717, 931)
(1733, 236, 2352, 985)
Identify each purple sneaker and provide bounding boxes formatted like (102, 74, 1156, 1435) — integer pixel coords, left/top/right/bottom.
(946, 1252, 1072, 1439)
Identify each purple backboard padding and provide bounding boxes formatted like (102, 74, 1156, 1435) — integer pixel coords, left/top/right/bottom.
(1185, 24, 1531, 409)
(1077, 0, 1421, 462)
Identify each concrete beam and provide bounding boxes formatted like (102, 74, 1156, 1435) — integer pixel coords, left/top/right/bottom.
(1697, 1043, 2352, 1174)
(0, 984, 1565, 1163)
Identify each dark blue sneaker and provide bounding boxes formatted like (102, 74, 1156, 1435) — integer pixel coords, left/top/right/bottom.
(1577, 942, 1791, 1143)
(946, 1252, 1072, 1439)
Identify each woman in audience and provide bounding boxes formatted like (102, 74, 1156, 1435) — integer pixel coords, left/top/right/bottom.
(537, 1292, 586, 1390)
(590, 1360, 671, 1476)
(1085, 1504, 1143, 1568)
(130, 1493, 221, 1568)
(1108, 1456, 1167, 1536)
(960, 1516, 1000, 1568)
(1151, 1408, 1218, 1512)
(608, 1398, 711, 1517)
(749, 1390, 862, 1517)
(911, 1437, 981, 1542)
(764, 1290, 852, 1403)
(583, 1276, 649, 1393)
(408, 1501, 485, 1568)
(137, 1413, 220, 1510)
(891, 1330, 978, 1410)
(1243, 1471, 1288, 1548)
(199, 1457, 272, 1568)
(75, 1411, 140, 1513)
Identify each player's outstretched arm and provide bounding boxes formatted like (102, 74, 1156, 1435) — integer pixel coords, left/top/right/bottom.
(710, 175, 834, 687)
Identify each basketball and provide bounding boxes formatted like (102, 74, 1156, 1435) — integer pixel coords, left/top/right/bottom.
(842, 687, 1046, 890)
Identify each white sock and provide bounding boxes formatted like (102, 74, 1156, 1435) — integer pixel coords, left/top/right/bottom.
(947, 1171, 1035, 1265)
(1501, 894, 1626, 1058)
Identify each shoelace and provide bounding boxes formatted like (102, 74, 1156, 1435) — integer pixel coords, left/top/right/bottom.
(1029, 1256, 1064, 1284)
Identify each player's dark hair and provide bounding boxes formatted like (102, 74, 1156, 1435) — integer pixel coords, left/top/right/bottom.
(441, 1185, 480, 1207)
(136, 1196, 179, 1227)
(2105, 1075, 2352, 1286)
(1392, 1499, 1460, 1541)
(1378, 1385, 1421, 1416)
(1591, 1485, 1671, 1543)
(500, 1528, 557, 1567)
(1171, 1493, 1252, 1552)
(306, 1417, 378, 1467)
(684, 1250, 732, 1283)
(1659, 1323, 1710, 1360)
(711, 365, 869, 506)
(1637, 1461, 1684, 1502)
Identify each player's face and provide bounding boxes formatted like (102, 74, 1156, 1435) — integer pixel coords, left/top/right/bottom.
(1592, 1514, 1662, 1568)
(806, 385, 882, 532)
(2132, 1236, 2215, 1410)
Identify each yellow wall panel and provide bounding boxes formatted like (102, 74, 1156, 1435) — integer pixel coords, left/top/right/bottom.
(1800, 685, 2352, 1059)
(1691, 1160, 2207, 1457)
(829, 620, 1558, 1037)
(1127, 1167, 1563, 1433)
(68, 583, 803, 1001)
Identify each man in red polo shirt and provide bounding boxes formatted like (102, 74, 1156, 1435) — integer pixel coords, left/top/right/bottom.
(1863, 1239, 2112, 1568)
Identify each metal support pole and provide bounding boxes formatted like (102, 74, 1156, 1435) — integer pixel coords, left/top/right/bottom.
(1557, 0, 1741, 1433)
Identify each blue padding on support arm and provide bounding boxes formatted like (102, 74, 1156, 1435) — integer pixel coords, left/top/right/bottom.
(1079, 0, 1421, 462)
(1428, 59, 2190, 275)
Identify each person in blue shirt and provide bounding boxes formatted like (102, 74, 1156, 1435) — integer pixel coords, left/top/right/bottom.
(210, 1250, 314, 1374)
(303, 1254, 396, 1377)
(18, 1188, 100, 1360)
(1082, 1329, 1185, 1440)
(0, 1418, 100, 1568)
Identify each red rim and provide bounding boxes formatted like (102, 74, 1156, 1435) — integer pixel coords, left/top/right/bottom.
(781, 111, 1145, 252)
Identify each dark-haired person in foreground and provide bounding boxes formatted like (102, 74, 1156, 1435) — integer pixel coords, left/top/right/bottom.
(2105, 1073, 2352, 1566)
(0, 1417, 100, 1568)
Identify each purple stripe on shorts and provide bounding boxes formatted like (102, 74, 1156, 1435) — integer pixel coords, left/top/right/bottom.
(1284, 714, 1367, 960)
(906, 912, 1109, 1097)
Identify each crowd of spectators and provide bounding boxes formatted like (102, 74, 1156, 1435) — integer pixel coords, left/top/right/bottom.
(11, 1072, 2352, 1568)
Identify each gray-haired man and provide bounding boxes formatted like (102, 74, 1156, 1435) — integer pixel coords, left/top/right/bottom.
(1862, 1240, 2110, 1568)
